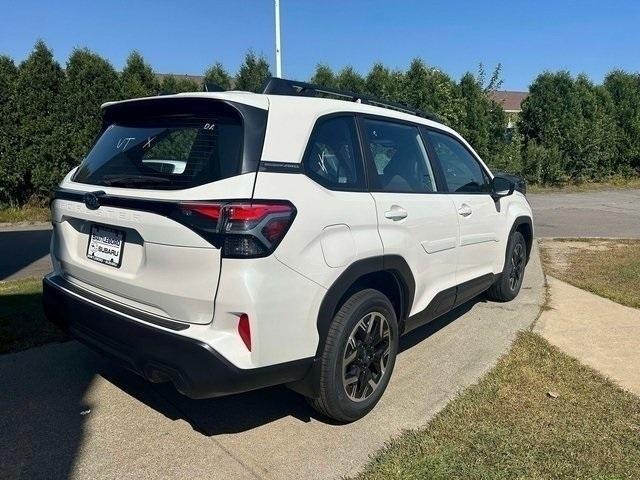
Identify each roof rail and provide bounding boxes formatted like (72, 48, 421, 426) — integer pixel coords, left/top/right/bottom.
(261, 77, 440, 122)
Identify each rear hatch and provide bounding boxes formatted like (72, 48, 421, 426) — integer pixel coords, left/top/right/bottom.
(51, 95, 268, 324)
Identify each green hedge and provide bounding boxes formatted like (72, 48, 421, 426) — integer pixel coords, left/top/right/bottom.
(0, 40, 638, 207)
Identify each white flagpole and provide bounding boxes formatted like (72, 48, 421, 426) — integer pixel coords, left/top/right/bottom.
(274, 0, 282, 77)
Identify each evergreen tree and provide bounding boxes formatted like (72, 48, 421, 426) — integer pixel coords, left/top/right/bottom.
(3, 42, 639, 204)
(62, 48, 119, 165)
(486, 99, 508, 166)
(160, 75, 199, 94)
(604, 70, 640, 173)
(458, 72, 490, 159)
(309, 64, 336, 87)
(235, 52, 271, 93)
(120, 51, 158, 99)
(159, 75, 178, 94)
(14, 40, 66, 202)
(519, 72, 574, 150)
(335, 66, 365, 93)
(570, 75, 615, 179)
(365, 63, 395, 98)
(176, 77, 199, 92)
(203, 62, 232, 90)
(0, 56, 18, 206)
(402, 58, 463, 126)
(519, 71, 616, 182)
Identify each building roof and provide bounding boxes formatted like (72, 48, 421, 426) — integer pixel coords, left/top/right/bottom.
(489, 90, 528, 112)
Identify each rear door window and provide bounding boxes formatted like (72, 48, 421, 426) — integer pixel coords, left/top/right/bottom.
(302, 115, 365, 190)
(361, 118, 437, 193)
(73, 108, 243, 190)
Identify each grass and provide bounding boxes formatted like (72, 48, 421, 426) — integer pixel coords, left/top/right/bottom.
(0, 277, 67, 354)
(528, 176, 640, 193)
(352, 332, 640, 480)
(540, 238, 640, 309)
(0, 206, 50, 224)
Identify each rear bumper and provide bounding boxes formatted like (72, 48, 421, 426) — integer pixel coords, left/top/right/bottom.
(42, 275, 312, 399)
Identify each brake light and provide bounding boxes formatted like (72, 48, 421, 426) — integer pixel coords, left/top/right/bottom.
(178, 200, 296, 258)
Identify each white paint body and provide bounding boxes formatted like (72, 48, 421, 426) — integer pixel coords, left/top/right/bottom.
(52, 90, 533, 371)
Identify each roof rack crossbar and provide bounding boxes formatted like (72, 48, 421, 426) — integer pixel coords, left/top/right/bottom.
(261, 77, 440, 122)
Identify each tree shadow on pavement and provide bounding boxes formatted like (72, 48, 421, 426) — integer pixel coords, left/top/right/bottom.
(100, 362, 316, 436)
(0, 229, 52, 281)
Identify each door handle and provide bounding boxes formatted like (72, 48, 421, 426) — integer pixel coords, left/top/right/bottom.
(458, 204, 472, 217)
(384, 205, 408, 221)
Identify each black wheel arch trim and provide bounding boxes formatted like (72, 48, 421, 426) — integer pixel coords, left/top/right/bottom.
(288, 255, 414, 398)
(508, 216, 534, 264)
(315, 255, 415, 354)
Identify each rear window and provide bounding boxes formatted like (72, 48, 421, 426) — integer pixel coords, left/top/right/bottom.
(73, 105, 244, 190)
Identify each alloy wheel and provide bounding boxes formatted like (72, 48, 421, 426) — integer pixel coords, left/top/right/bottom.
(341, 311, 392, 402)
(508, 242, 525, 291)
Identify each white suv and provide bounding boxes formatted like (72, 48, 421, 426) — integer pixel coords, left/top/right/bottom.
(43, 78, 533, 422)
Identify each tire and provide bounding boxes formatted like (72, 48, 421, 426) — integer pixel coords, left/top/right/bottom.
(487, 231, 527, 302)
(308, 288, 399, 423)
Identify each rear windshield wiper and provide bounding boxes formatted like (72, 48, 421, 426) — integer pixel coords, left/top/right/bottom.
(101, 174, 171, 187)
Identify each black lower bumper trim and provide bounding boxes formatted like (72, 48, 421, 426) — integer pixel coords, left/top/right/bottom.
(42, 276, 313, 399)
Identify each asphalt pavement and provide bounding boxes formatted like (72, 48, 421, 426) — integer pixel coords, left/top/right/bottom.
(0, 222, 52, 281)
(526, 188, 640, 238)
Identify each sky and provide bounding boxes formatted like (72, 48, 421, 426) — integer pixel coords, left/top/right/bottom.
(0, 0, 638, 91)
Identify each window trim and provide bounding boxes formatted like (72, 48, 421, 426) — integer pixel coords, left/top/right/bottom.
(421, 125, 494, 195)
(301, 113, 368, 192)
(356, 114, 446, 195)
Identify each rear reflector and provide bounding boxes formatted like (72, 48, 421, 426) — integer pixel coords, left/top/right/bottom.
(238, 313, 251, 351)
(178, 200, 296, 258)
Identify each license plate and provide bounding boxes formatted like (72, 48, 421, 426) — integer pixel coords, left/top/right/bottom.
(87, 225, 125, 268)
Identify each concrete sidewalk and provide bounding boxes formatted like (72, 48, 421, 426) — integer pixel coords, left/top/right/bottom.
(535, 276, 640, 396)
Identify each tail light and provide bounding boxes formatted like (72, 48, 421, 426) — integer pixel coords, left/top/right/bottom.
(177, 200, 296, 258)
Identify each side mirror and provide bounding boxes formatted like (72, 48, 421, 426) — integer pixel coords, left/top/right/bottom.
(491, 175, 515, 200)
